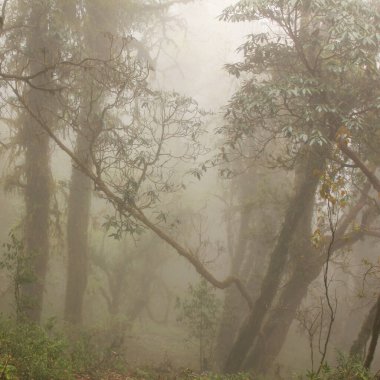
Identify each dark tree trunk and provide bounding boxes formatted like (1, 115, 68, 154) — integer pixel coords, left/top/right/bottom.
(350, 300, 378, 359)
(20, 4, 53, 322)
(364, 294, 380, 369)
(224, 148, 326, 373)
(241, 186, 373, 372)
(22, 122, 51, 322)
(244, 252, 324, 372)
(64, 130, 92, 325)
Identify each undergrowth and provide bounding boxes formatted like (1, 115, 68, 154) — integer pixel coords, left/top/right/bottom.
(0, 316, 376, 380)
(299, 354, 376, 380)
(0, 315, 128, 380)
(0, 317, 72, 379)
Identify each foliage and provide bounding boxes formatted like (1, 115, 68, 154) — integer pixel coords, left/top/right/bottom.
(219, 0, 380, 167)
(127, 367, 252, 380)
(0, 359, 18, 380)
(300, 354, 375, 380)
(176, 279, 221, 371)
(0, 316, 73, 380)
(0, 315, 132, 380)
(0, 233, 36, 318)
(68, 324, 128, 378)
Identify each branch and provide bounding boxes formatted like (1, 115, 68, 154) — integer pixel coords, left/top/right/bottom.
(335, 181, 371, 238)
(316, 201, 338, 375)
(333, 206, 380, 252)
(14, 88, 254, 311)
(337, 140, 380, 194)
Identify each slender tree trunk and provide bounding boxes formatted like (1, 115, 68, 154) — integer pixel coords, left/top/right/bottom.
(224, 148, 326, 372)
(64, 130, 92, 325)
(64, 0, 109, 325)
(20, 3, 53, 322)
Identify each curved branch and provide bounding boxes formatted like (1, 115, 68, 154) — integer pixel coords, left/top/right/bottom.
(14, 88, 254, 311)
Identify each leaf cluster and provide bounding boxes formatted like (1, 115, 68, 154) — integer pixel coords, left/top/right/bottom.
(219, 0, 380, 164)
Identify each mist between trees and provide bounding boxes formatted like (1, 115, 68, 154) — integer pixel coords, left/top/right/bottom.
(0, 0, 380, 379)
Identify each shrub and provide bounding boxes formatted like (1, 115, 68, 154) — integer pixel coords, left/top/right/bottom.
(0, 316, 73, 379)
(68, 325, 127, 378)
(301, 354, 375, 380)
(176, 279, 221, 371)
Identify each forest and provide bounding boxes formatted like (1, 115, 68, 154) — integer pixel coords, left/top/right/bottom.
(0, 0, 380, 379)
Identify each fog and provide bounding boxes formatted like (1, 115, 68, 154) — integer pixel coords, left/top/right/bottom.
(0, 1, 379, 379)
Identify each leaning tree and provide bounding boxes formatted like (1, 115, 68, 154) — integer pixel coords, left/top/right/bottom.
(218, 0, 380, 372)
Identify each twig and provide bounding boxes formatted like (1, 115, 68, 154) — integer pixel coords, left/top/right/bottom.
(316, 200, 339, 374)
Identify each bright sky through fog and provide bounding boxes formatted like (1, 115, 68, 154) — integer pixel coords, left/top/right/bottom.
(157, 0, 253, 109)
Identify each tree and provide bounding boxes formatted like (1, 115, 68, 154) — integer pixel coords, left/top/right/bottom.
(16, 0, 59, 322)
(64, 0, 199, 325)
(215, 157, 290, 368)
(0, 0, 204, 326)
(176, 279, 221, 371)
(0, 0, 258, 329)
(219, 0, 380, 372)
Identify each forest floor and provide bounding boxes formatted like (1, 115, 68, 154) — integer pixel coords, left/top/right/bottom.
(72, 323, 229, 379)
(123, 322, 198, 369)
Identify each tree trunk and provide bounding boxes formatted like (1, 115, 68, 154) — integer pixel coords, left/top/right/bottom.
(242, 188, 373, 372)
(245, 252, 324, 372)
(350, 300, 378, 359)
(20, 3, 53, 322)
(364, 294, 380, 369)
(224, 148, 326, 372)
(64, 0, 109, 325)
(22, 119, 51, 322)
(64, 130, 92, 325)
(215, 203, 253, 366)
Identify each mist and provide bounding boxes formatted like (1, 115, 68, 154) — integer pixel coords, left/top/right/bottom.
(0, 1, 379, 379)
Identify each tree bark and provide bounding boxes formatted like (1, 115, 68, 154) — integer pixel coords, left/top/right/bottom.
(242, 188, 375, 372)
(364, 294, 380, 369)
(350, 300, 378, 359)
(224, 148, 326, 372)
(64, 130, 92, 325)
(22, 117, 51, 322)
(64, 0, 108, 325)
(20, 3, 53, 322)
(245, 251, 324, 372)
(350, 303, 377, 358)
